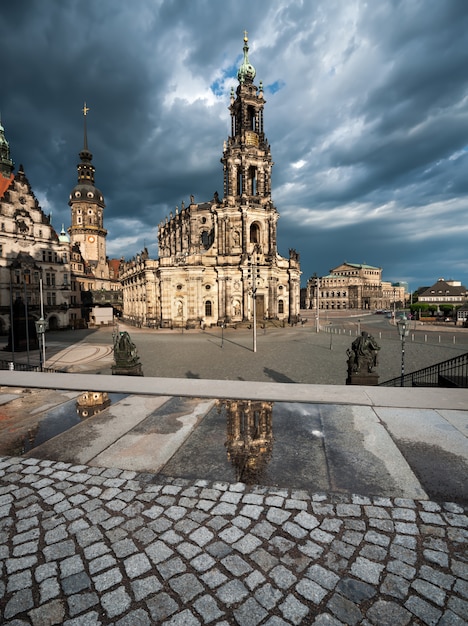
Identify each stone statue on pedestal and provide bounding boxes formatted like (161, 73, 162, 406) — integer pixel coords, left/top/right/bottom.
(346, 331, 380, 385)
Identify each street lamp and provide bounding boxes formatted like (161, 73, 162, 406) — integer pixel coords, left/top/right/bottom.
(397, 315, 410, 387)
(35, 317, 47, 371)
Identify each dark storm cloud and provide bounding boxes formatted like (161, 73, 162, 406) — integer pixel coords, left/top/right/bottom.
(1, 0, 468, 288)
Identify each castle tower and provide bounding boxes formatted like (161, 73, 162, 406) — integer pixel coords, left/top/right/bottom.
(68, 104, 109, 280)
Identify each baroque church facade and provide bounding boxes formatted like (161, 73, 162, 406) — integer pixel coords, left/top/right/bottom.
(120, 35, 301, 328)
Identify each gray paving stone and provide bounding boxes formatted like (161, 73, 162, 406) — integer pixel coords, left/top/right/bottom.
(405, 594, 442, 625)
(145, 539, 174, 564)
(193, 594, 225, 622)
(28, 598, 65, 626)
(92, 566, 123, 592)
(269, 565, 297, 589)
(131, 574, 163, 600)
(201, 567, 229, 589)
(60, 555, 85, 578)
(216, 579, 249, 607)
(67, 591, 99, 616)
(7, 569, 32, 592)
(306, 564, 340, 590)
(279, 593, 309, 625)
(438, 609, 468, 626)
(4, 588, 34, 619)
(146, 591, 179, 622)
(101, 586, 132, 618)
(327, 593, 362, 625)
(233, 597, 268, 626)
(350, 556, 384, 585)
(169, 573, 204, 602)
(115, 608, 152, 626)
(157, 555, 187, 579)
(123, 552, 152, 578)
(412, 577, 447, 607)
(221, 553, 253, 576)
(366, 599, 412, 626)
(61, 571, 91, 595)
(296, 578, 328, 604)
(40, 577, 60, 602)
(380, 573, 410, 599)
(424, 548, 449, 567)
(335, 576, 377, 603)
(387, 558, 416, 580)
(311, 614, 344, 625)
(190, 553, 216, 572)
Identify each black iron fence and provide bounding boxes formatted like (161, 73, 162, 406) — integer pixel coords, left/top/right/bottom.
(380, 352, 468, 387)
(0, 360, 62, 373)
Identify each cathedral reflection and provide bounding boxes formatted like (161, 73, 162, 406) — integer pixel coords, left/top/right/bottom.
(220, 399, 274, 484)
(76, 391, 111, 419)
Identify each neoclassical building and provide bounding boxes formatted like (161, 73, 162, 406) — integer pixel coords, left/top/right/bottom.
(306, 262, 406, 311)
(120, 35, 301, 328)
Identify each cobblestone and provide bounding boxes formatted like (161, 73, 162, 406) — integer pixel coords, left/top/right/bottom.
(0, 455, 467, 625)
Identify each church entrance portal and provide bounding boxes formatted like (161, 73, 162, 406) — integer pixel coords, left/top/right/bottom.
(256, 295, 265, 320)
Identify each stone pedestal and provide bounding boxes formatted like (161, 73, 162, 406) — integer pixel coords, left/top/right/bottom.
(346, 372, 379, 386)
(112, 362, 143, 376)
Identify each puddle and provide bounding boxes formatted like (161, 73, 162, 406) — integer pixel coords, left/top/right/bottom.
(159, 399, 331, 490)
(22, 392, 127, 453)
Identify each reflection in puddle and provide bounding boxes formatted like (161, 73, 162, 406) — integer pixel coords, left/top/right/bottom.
(221, 399, 274, 484)
(76, 391, 112, 418)
(23, 392, 126, 453)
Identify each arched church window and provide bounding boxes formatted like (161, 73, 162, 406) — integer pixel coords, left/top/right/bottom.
(247, 105, 256, 131)
(205, 300, 212, 317)
(278, 300, 284, 314)
(250, 223, 260, 244)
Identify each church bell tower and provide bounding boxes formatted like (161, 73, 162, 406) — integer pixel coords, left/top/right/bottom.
(68, 104, 109, 280)
(221, 32, 274, 210)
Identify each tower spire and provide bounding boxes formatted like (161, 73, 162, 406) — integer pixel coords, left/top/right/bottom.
(77, 103, 95, 185)
(237, 31, 256, 84)
(82, 102, 90, 151)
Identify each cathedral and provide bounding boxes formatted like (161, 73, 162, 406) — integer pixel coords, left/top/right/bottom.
(120, 35, 301, 328)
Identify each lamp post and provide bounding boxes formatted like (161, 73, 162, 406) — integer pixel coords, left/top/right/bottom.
(35, 317, 47, 371)
(393, 287, 396, 325)
(313, 273, 320, 333)
(397, 315, 409, 387)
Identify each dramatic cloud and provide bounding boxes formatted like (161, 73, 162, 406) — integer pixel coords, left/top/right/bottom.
(1, 0, 468, 289)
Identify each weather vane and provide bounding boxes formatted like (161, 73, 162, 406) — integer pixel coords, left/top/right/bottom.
(82, 102, 90, 116)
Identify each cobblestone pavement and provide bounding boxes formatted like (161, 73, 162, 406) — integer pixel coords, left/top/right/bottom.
(1, 456, 467, 625)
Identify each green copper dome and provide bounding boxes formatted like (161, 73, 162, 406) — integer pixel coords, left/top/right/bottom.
(237, 32, 256, 84)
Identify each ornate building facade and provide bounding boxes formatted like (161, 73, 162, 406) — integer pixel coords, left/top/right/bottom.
(120, 35, 301, 327)
(0, 120, 80, 334)
(0, 110, 121, 339)
(305, 263, 406, 311)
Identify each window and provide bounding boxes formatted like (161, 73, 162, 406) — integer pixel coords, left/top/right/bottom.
(46, 272, 55, 287)
(205, 300, 212, 317)
(250, 223, 260, 243)
(278, 300, 284, 314)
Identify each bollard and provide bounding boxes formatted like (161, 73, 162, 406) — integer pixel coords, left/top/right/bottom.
(8, 362, 14, 371)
